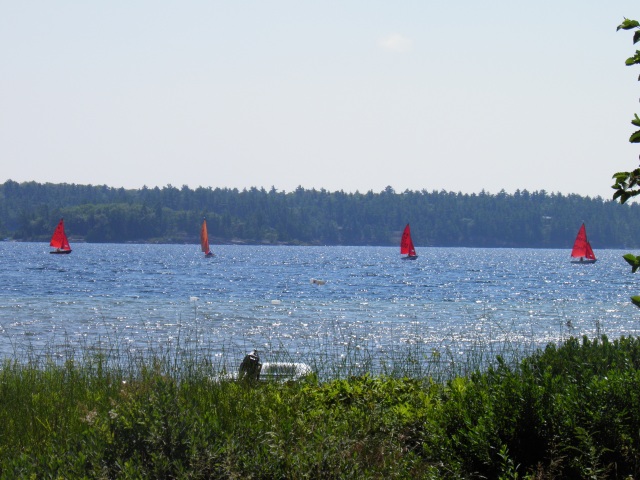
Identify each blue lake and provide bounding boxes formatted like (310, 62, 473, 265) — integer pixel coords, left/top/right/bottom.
(1, 242, 639, 374)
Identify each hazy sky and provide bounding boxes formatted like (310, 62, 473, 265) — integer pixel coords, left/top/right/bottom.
(1, 1, 639, 198)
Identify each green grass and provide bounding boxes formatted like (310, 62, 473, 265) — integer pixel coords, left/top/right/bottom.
(1, 335, 640, 478)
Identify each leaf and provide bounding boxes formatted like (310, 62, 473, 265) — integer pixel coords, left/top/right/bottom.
(625, 50, 640, 65)
(630, 130, 640, 143)
(612, 172, 631, 181)
(612, 188, 632, 204)
(618, 18, 640, 31)
(635, 30, 640, 44)
(623, 254, 640, 272)
(632, 114, 640, 127)
(631, 296, 640, 308)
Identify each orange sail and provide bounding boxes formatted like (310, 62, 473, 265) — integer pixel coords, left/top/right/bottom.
(570, 223, 596, 262)
(50, 218, 72, 254)
(400, 224, 417, 259)
(200, 219, 214, 257)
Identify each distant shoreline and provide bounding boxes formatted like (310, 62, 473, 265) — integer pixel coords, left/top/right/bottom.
(3, 237, 635, 250)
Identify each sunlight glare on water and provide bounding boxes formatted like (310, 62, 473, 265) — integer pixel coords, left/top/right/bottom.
(1, 242, 639, 374)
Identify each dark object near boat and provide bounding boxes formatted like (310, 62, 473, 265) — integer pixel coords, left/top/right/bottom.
(238, 350, 262, 381)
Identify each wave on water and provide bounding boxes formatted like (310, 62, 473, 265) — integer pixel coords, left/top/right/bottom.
(0, 243, 638, 377)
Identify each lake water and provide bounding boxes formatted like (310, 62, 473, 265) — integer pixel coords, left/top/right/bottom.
(1, 242, 639, 376)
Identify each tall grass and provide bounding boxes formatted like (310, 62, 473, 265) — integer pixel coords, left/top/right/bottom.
(2, 332, 640, 478)
(4, 304, 552, 385)
(0, 304, 621, 478)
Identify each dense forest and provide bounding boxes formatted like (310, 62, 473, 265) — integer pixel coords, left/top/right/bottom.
(2, 180, 640, 248)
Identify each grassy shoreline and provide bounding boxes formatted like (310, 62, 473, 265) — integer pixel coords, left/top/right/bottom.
(2, 335, 640, 478)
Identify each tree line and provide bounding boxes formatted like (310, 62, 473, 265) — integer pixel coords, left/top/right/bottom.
(1, 180, 640, 248)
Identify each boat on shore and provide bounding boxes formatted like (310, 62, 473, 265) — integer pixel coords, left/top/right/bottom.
(570, 223, 596, 264)
(215, 350, 313, 383)
(400, 223, 418, 260)
(49, 218, 72, 254)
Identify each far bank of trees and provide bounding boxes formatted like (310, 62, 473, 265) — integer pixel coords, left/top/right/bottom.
(1, 180, 640, 248)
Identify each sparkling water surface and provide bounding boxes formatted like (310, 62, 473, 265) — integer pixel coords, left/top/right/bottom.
(1, 242, 639, 373)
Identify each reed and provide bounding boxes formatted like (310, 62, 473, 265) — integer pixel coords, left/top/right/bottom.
(2, 332, 640, 478)
(0, 301, 635, 478)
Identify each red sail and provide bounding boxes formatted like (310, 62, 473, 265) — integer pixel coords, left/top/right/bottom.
(400, 224, 417, 257)
(200, 219, 212, 255)
(50, 218, 71, 251)
(571, 223, 596, 260)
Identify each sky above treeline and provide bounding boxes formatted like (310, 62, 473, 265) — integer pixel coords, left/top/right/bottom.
(1, 1, 639, 198)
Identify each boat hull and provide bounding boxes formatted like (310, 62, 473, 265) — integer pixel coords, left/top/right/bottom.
(50, 249, 72, 254)
(402, 255, 418, 260)
(571, 259, 596, 264)
(259, 362, 313, 382)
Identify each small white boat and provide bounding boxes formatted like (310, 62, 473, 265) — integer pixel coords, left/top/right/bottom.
(213, 352, 313, 383)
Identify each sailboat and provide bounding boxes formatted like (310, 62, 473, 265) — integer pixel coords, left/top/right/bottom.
(400, 223, 418, 260)
(200, 219, 214, 258)
(49, 218, 72, 254)
(570, 223, 596, 264)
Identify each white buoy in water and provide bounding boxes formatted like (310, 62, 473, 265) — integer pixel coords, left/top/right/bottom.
(271, 299, 281, 305)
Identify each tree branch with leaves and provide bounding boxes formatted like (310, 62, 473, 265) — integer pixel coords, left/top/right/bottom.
(613, 18, 640, 306)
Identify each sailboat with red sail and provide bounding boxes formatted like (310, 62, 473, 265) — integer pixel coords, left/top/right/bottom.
(50, 218, 72, 254)
(200, 219, 214, 258)
(570, 223, 596, 264)
(400, 224, 418, 260)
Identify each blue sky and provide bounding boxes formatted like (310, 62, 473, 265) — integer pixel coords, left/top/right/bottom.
(1, 1, 638, 198)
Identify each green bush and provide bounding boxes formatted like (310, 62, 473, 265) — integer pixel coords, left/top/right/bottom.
(3, 336, 640, 478)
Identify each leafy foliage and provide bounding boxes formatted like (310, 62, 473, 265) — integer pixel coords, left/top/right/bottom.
(613, 19, 640, 308)
(3, 336, 640, 477)
(612, 18, 640, 204)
